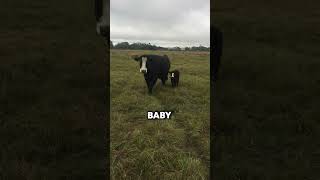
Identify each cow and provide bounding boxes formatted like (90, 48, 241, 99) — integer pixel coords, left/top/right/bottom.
(132, 54, 171, 94)
(169, 70, 180, 87)
(212, 25, 223, 82)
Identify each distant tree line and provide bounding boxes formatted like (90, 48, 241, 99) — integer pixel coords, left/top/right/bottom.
(110, 41, 209, 51)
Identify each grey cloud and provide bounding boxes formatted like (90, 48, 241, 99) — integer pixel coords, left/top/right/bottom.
(111, 0, 210, 47)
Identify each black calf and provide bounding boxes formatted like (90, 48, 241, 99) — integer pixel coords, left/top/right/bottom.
(169, 70, 180, 87)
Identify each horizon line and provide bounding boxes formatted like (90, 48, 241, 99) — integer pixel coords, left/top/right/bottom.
(110, 39, 210, 48)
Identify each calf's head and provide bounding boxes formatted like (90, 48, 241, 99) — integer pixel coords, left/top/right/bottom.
(132, 55, 148, 74)
(170, 72, 175, 78)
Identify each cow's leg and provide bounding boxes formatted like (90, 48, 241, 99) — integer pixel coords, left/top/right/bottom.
(150, 78, 157, 93)
(161, 77, 167, 85)
(160, 72, 168, 85)
(145, 80, 152, 94)
(146, 76, 157, 94)
(148, 87, 152, 94)
(145, 76, 152, 94)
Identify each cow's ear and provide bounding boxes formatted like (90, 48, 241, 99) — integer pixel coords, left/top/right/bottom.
(131, 55, 139, 61)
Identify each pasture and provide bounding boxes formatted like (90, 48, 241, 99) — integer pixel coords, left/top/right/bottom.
(110, 50, 210, 179)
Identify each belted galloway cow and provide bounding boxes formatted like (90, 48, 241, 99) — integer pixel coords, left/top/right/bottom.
(132, 54, 171, 94)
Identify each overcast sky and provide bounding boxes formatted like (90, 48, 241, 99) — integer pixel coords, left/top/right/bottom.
(110, 0, 210, 47)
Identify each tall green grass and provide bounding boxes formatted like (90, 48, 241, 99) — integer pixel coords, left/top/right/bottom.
(110, 50, 210, 179)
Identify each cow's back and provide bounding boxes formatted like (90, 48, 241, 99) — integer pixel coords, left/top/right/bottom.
(145, 55, 170, 75)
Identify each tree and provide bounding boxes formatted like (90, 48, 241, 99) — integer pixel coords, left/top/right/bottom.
(114, 42, 130, 49)
(110, 40, 113, 48)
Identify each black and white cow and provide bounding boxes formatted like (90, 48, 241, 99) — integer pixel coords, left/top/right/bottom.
(132, 55, 171, 94)
(212, 25, 223, 81)
(169, 70, 180, 87)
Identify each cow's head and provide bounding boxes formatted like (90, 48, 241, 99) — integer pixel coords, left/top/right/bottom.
(95, 0, 109, 37)
(132, 55, 148, 74)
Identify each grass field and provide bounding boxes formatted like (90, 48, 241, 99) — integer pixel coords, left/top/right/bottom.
(213, 0, 320, 179)
(110, 50, 210, 179)
(2, 0, 320, 179)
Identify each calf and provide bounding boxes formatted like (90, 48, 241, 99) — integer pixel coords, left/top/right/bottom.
(132, 54, 171, 94)
(169, 70, 180, 87)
